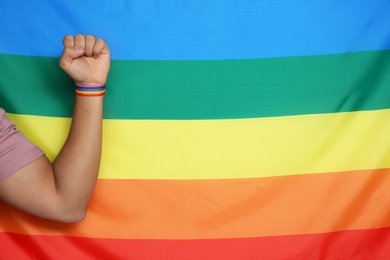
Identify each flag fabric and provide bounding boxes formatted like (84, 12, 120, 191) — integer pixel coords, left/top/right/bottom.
(1, 1, 390, 259)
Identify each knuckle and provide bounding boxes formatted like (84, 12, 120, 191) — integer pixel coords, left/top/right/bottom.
(62, 35, 73, 44)
(75, 34, 85, 40)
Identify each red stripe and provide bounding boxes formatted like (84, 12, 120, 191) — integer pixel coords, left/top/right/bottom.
(1, 227, 389, 259)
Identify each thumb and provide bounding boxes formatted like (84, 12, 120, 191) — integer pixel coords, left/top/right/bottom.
(59, 46, 85, 69)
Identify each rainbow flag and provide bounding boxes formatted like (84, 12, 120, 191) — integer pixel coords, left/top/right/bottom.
(1, 1, 390, 259)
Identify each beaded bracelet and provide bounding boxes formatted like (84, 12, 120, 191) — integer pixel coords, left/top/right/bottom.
(75, 84, 106, 97)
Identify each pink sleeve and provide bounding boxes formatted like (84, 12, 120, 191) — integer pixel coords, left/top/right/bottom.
(0, 109, 45, 181)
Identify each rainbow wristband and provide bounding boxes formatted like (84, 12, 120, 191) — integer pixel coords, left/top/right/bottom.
(75, 84, 106, 97)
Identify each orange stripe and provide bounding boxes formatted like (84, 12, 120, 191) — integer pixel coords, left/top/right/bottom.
(1, 169, 389, 239)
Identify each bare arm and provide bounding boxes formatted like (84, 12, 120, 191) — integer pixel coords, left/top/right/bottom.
(0, 34, 110, 222)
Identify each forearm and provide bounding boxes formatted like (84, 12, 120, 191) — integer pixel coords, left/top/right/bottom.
(52, 95, 104, 218)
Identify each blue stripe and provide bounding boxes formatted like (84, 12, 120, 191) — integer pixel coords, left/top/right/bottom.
(0, 0, 389, 60)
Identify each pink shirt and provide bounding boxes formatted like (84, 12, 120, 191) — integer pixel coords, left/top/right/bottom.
(0, 109, 44, 181)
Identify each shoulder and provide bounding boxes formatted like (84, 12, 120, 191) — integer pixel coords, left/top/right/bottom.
(0, 109, 45, 181)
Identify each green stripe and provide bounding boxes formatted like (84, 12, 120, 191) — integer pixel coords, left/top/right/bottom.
(1, 51, 390, 119)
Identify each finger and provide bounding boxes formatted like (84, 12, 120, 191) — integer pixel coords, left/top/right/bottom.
(92, 38, 109, 58)
(84, 35, 96, 57)
(59, 45, 85, 70)
(74, 34, 86, 49)
(62, 35, 75, 47)
(59, 33, 86, 71)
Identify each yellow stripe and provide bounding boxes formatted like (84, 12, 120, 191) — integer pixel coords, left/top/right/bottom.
(8, 109, 390, 180)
